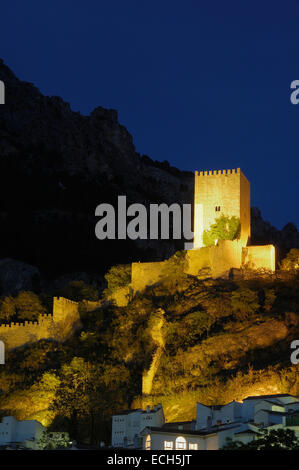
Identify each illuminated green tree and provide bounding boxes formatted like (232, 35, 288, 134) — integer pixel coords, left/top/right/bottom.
(203, 215, 240, 247)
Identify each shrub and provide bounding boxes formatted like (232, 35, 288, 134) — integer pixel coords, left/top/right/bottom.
(203, 215, 240, 246)
(280, 248, 299, 271)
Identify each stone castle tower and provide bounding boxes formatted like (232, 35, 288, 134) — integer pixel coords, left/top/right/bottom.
(193, 168, 251, 249)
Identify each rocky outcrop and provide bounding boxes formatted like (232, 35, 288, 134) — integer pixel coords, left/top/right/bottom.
(251, 207, 299, 259)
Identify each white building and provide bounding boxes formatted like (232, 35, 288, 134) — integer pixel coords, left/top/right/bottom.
(197, 394, 299, 430)
(0, 416, 45, 449)
(140, 394, 299, 450)
(111, 404, 164, 448)
(141, 423, 244, 450)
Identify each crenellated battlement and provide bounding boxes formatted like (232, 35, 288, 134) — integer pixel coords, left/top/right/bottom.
(195, 168, 241, 176)
(0, 296, 81, 350)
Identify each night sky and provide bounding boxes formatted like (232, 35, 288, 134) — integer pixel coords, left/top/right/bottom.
(1, 1, 298, 229)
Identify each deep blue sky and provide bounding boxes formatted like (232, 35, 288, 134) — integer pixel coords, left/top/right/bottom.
(1, 1, 298, 229)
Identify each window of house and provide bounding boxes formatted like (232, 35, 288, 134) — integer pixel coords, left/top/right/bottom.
(164, 441, 173, 450)
(145, 434, 151, 450)
(215, 206, 221, 212)
(175, 436, 187, 450)
(189, 443, 198, 450)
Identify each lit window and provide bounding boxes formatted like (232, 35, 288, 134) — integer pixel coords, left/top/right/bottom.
(175, 436, 187, 450)
(189, 443, 198, 450)
(164, 441, 173, 450)
(145, 434, 151, 450)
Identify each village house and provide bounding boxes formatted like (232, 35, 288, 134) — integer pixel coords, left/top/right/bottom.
(0, 416, 45, 449)
(111, 393, 299, 450)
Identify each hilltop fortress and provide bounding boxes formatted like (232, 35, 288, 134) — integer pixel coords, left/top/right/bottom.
(0, 168, 276, 354)
(0, 297, 82, 351)
(131, 168, 275, 294)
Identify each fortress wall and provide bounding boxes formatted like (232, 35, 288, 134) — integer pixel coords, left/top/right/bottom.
(53, 296, 79, 322)
(0, 316, 54, 350)
(186, 240, 242, 278)
(142, 347, 163, 395)
(82, 300, 102, 312)
(185, 247, 212, 276)
(0, 297, 81, 351)
(52, 296, 81, 341)
(210, 240, 242, 277)
(242, 245, 275, 271)
(131, 261, 166, 293)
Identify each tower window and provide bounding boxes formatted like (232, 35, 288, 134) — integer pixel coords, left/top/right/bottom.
(215, 206, 221, 212)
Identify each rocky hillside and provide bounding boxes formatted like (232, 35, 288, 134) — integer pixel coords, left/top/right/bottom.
(0, 59, 298, 281)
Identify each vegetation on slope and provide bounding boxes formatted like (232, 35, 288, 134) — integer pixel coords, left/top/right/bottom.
(0, 250, 298, 444)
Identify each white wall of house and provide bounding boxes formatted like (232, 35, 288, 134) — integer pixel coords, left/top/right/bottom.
(254, 400, 285, 415)
(241, 395, 298, 421)
(112, 405, 164, 447)
(142, 426, 242, 450)
(0, 416, 44, 447)
(196, 401, 242, 430)
(196, 404, 212, 429)
(142, 431, 208, 450)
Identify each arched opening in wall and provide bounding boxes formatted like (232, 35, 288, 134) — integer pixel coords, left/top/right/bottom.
(175, 436, 187, 450)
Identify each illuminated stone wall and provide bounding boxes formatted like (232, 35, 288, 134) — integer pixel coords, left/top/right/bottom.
(0, 296, 81, 350)
(242, 245, 275, 271)
(186, 240, 243, 278)
(142, 310, 165, 395)
(132, 241, 275, 292)
(131, 261, 166, 293)
(194, 168, 251, 248)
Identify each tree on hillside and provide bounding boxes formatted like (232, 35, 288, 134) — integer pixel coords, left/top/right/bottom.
(51, 357, 129, 444)
(231, 288, 259, 320)
(203, 215, 240, 247)
(103, 264, 131, 297)
(60, 280, 99, 302)
(15, 291, 46, 321)
(280, 248, 299, 271)
(0, 296, 16, 323)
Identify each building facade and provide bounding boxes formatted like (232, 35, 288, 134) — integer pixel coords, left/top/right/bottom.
(0, 416, 45, 449)
(112, 394, 299, 450)
(111, 405, 164, 448)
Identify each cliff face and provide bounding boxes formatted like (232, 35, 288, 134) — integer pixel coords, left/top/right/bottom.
(0, 59, 298, 278)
